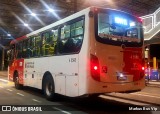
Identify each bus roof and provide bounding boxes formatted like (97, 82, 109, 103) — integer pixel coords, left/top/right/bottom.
(10, 6, 135, 44)
(10, 35, 27, 44)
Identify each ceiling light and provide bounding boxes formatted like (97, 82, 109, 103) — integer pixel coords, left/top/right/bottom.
(24, 23, 29, 27)
(7, 33, 11, 36)
(31, 12, 36, 16)
(48, 8, 54, 12)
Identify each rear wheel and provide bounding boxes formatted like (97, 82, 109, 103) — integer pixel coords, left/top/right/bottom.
(14, 72, 23, 89)
(43, 75, 55, 100)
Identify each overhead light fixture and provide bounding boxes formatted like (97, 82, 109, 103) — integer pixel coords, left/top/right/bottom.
(48, 8, 54, 13)
(40, 0, 60, 19)
(24, 23, 29, 27)
(7, 33, 11, 36)
(31, 12, 36, 16)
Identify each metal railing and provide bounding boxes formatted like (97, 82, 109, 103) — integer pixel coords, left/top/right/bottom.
(141, 7, 160, 40)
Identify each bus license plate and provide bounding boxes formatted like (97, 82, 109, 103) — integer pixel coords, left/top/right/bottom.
(117, 76, 127, 81)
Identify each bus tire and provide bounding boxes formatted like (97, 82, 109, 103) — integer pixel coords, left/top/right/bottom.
(43, 75, 55, 101)
(14, 72, 23, 89)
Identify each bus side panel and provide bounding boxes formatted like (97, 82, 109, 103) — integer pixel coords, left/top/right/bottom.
(8, 61, 15, 81)
(24, 58, 44, 89)
(64, 55, 79, 97)
(78, 13, 90, 96)
(8, 59, 24, 85)
(85, 11, 102, 94)
(49, 56, 67, 96)
(48, 55, 79, 97)
(17, 59, 24, 84)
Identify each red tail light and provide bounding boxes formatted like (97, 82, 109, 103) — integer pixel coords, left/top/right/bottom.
(133, 65, 145, 81)
(90, 54, 100, 81)
(140, 65, 145, 78)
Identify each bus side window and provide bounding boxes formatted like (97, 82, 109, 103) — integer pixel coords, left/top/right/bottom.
(35, 34, 41, 57)
(49, 29, 58, 55)
(41, 32, 50, 56)
(71, 19, 84, 52)
(59, 18, 84, 54)
(17, 42, 22, 58)
(26, 38, 32, 58)
(75, 20, 84, 35)
(30, 36, 36, 57)
(30, 35, 41, 57)
(10, 44, 16, 60)
(59, 24, 71, 53)
(22, 40, 28, 58)
(63, 38, 75, 53)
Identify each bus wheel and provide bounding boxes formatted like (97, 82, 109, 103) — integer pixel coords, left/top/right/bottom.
(14, 73, 23, 89)
(43, 76, 55, 101)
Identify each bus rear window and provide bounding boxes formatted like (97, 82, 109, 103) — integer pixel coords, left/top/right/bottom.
(97, 11, 143, 44)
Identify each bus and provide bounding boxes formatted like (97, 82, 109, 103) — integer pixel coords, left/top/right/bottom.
(8, 6, 145, 100)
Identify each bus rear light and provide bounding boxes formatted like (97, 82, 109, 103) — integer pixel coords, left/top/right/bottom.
(90, 54, 100, 81)
(94, 66, 98, 70)
(133, 66, 145, 81)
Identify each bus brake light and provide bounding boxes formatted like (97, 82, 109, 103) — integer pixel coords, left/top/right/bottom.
(142, 67, 145, 70)
(94, 66, 98, 70)
(90, 54, 100, 81)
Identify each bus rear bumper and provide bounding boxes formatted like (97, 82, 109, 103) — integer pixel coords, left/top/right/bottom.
(86, 79, 145, 95)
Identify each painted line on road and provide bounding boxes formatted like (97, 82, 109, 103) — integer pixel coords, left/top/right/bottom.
(7, 89, 13, 92)
(17, 93, 25, 96)
(53, 107, 71, 114)
(0, 78, 14, 85)
(137, 92, 160, 97)
(100, 95, 151, 105)
(0, 78, 8, 83)
(32, 99, 41, 103)
(130, 93, 160, 99)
